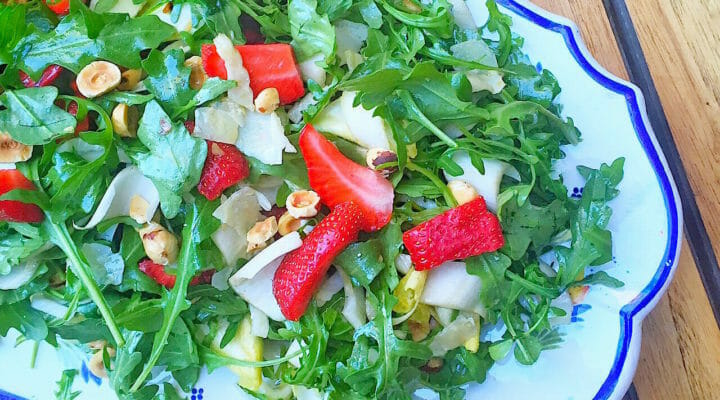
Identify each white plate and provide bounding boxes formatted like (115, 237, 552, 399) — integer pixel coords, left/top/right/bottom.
(0, 1, 682, 399)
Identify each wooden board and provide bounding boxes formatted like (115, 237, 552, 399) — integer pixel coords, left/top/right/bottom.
(530, 1, 720, 398)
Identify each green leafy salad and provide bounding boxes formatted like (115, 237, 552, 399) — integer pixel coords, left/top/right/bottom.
(0, 0, 625, 398)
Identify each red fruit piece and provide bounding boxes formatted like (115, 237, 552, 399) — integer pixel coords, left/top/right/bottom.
(197, 141, 250, 201)
(19, 65, 64, 88)
(273, 202, 363, 321)
(44, 0, 69, 15)
(402, 197, 504, 271)
(201, 43, 305, 104)
(299, 124, 394, 232)
(138, 259, 214, 289)
(0, 170, 44, 223)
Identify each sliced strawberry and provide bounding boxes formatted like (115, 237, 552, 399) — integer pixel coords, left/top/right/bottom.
(273, 202, 363, 321)
(197, 141, 250, 200)
(138, 259, 214, 289)
(201, 43, 305, 104)
(0, 170, 44, 223)
(403, 197, 504, 271)
(184, 120, 195, 134)
(44, 0, 69, 15)
(19, 65, 64, 88)
(299, 124, 394, 232)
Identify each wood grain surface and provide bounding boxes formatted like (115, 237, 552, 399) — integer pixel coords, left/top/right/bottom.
(530, 1, 720, 399)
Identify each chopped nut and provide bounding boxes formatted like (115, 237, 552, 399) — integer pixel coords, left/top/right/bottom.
(254, 87, 280, 114)
(447, 180, 479, 206)
(278, 211, 303, 236)
(76, 61, 121, 98)
(139, 222, 179, 265)
(129, 195, 150, 224)
(0, 133, 32, 163)
(184, 56, 207, 90)
(88, 340, 107, 351)
(285, 190, 320, 219)
(118, 69, 143, 91)
(409, 320, 430, 342)
(88, 345, 116, 379)
(568, 285, 590, 305)
(111, 103, 139, 138)
(421, 357, 444, 373)
(366, 148, 399, 178)
(246, 216, 278, 252)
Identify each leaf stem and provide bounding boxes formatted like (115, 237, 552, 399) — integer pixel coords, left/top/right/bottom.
(48, 221, 125, 347)
(406, 161, 458, 207)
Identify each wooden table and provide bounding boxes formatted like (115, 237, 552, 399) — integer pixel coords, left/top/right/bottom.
(530, 1, 720, 398)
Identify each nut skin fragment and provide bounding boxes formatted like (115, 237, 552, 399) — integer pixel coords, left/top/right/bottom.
(366, 148, 399, 178)
(254, 88, 280, 114)
(111, 103, 139, 138)
(285, 190, 321, 219)
(138, 222, 179, 265)
(184, 56, 207, 90)
(447, 180, 479, 206)
(76, 61, 122, 98)
(246, 216, 278, 252)
(0, 133, 32, 163)
(118, 69, 143, 91)
(277, 211, 303, 236)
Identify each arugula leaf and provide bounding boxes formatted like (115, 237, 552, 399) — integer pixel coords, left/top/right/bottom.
(556, 158, 624, 286)
(570, 271, 624, 289)
(141, 50, 196, 116)
(156, 320, 199, 372)
(117, 225, 161, 294)
(203, 1, 245, 43)
(421, 347, 493, 399)
(109, 330, 147, 397)
(289, 0, 336, 62)
(170, 78, 237, 119)
(0, 223, 46, 275)
(131, 101, 207, 218)
(0, 87, 76, 145)
(466, 252, 511, 316)
(96, 16, 175, 69)
(335, 240, 385, 287)
(317, 0, 352, 21)
(55, 369, 81, 400)
(0, 5, 30, 66)
(0, 300, 48, 341)
(500, 198, 568, 260)
(0, 265, 49, 305)
(130, 197, 220, 391)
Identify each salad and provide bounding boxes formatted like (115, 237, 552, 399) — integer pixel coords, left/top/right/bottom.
(0, 0, 626, 399)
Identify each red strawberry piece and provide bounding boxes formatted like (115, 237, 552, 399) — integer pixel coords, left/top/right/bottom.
(138, 259, 215, 289)
(197, 141, 250, 201)
(299, 124, 394, 232)
(0, 170, 44, 223)
(19, 65, 63, 88)
(201, 43, 305, 104)
(273, 202, 363, 321)
(184, 120, 195, 134)
(403, 197, 504, 271)
(67, 101, 90, 134)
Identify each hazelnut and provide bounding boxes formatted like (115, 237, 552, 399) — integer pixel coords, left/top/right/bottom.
(254, 87, 280, 114)
(139, 222, 179, 265)
(111, 103, 139, 138)
(129, 195, 150, 224)
(422, 357, 444, 373)
(277, 211, 303, 236)
(118, 69, 143, 91)
(285, 190, 320, 219)
(184, 56, 207, 90)
(447, 180, 479, 206)
(0, 133, 32, 163)
(402, 0, 422, 13)
(246, 216, 278, 252)
(366, 148, 399, 178)
(76, 61, 121, 98)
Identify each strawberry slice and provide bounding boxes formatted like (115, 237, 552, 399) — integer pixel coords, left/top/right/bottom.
(273, 202, 363, 321)
(299, 124, 394, 232)
(197, 141, 250, 201)
(138, 259, 215, 289)
(201, 43, 305, 104)
(403, 197, 504, 271)
(0, 170, 44, 223)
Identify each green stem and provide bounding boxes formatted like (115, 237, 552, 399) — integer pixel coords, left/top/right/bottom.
(406, 161, 458, 207)
(30, 341, 39, 368)
(49, 222, 125, 347)
(505, 270, 559, 299)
